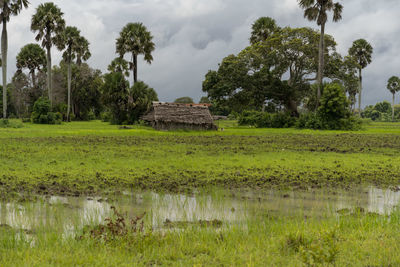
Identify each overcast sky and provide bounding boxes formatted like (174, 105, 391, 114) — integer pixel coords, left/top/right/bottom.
(4, 0, 400, 105)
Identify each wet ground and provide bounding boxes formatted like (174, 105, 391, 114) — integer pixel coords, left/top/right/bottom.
(1, 186, 399, 234)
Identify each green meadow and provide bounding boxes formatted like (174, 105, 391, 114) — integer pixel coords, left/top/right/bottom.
(1, 120, 400, 198)
(1, 121, 400, 266)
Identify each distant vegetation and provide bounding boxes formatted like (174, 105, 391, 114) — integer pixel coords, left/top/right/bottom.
(0, 0, 395, 131)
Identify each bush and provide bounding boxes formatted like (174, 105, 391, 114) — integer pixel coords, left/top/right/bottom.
(238, 111, 296, 128)
(31, 97, 61, 125)
(0, 119, 23, 128)
(101, 111, 112, 122)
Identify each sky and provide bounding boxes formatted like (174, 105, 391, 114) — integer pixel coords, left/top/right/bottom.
(4, 0, 400, 105)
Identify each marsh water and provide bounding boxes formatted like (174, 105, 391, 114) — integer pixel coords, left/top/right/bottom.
(1, 186, 400, 234)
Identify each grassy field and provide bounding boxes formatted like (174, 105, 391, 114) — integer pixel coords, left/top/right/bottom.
(1, 120, 400, 198)
(1, 120, 400, 266)
(1, 201, 400, 266)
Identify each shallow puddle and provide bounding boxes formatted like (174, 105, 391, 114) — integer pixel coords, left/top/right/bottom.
(0, 186, 400, 233)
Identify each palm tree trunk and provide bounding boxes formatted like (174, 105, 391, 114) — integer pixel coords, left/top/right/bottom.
(67, 61, 72, 122)
(46, 31, 52, 107)
(316, 22, 325, 109)
(133, 53, 138, 84)
(31, 71, 36, 89)
(393, 93, 395, 122)
(358, 68, 362, 116)
(2, 19, 7, 119)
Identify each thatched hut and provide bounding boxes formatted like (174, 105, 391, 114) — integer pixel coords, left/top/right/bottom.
(142, 102, 217, 131)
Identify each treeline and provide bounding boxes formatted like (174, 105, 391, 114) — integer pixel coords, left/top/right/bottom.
(0, 2, 157, 125)
(201, 1, 377, 130)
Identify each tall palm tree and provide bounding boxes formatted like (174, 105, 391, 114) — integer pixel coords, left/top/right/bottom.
(250, 17, 280, 45)
(62, 26, 91, 121)
(0, 0, 29, 118)
(387, 76, 400, 122)
(116, 22, 155, 85)
(298, 0, 343, 106)
(16, 43, 46, 88)
(31, 2, 65, 107)
(349, 39, 373, 115)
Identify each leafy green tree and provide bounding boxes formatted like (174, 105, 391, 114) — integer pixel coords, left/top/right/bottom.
(31, 2, 66, 106)
(203, 26, 338, 116)
(250, 17, 280, 45)
(101, 71, 130, 124)
(174, 97, 194, 104)
(16, 43, 46, 88)
(348, 39, 373, 115)
(318, 83, 352, 129)
(387, 76, 400, 121)
(108, 57, 130, 77)
(62, 26, 91, 121)
(116, 22, 155, 85)
(0, 0, 29, 118)
(127, 81, 158, 123)
(298, 0, 343, 106)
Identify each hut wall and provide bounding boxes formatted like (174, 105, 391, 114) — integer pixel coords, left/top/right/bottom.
(153, 121, 217, 131)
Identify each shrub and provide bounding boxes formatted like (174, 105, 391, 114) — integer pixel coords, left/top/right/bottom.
(239, 111, 296, 128)
(31, 97, 61, 125)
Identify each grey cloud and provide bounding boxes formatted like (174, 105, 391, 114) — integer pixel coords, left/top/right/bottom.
(4, 0, 400, 104)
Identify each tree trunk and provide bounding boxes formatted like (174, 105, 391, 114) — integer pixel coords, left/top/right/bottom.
(2, 19, 7, 119)
(133, 53, 137, 84)
(46, 31, 52, 107)
(393, 93, 395, 122)
(31, 71, 36, 89)
(316, 22, 325, 109)
(67, 61, 72, 122)
(358, 68, 362, 116)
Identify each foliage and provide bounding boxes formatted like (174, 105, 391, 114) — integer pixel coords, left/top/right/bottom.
(203, 20, 341, 116)
(16, 43, 46, 86)
(0, 85, 15, 118)
(362, 101, 393, 122)
(250, 17, 280, 45)
(127, 81, 158, 124)
(174, 97, 194, 104)
(0, 119, 23, 128)
(238, 111, 296, 128)
(101, 72, 130, 124)
(31, 97, 61, 124)
(108, 57, 130, 77)
(80, 206, 146, 242)
(31, 2, 66, 103)
(116, 22, 155, 84)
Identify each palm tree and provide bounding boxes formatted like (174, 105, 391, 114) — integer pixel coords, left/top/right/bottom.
(298, 0, 343, 106)
(108, 57, 130, 77)
(31, 2, 65, 107)
(116, 22, 155, 85)
(349, 39, 373, 115)
(62, 26, 91, 121)
(16, 43, 46, 88)
(75, 36, 91, 66)
(387, 76, 400, 121)
(250, 17, 280, 45)
(0, 0, 29, 118)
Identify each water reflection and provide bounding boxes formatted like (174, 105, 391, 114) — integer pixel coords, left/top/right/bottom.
(0, 186, 400, 232)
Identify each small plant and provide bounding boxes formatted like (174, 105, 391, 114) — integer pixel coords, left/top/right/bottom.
(79, 206, 146, 242)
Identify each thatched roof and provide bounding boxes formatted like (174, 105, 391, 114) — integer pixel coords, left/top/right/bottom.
(142, 102, 215, 126)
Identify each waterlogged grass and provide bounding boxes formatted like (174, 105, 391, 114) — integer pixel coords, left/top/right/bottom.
(1, 120, 400, 197)
(1, 207, 400, 266)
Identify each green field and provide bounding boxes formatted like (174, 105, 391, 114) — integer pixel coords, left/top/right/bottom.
(1, 120, 400, 198)
(1, 121, 400, 266)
